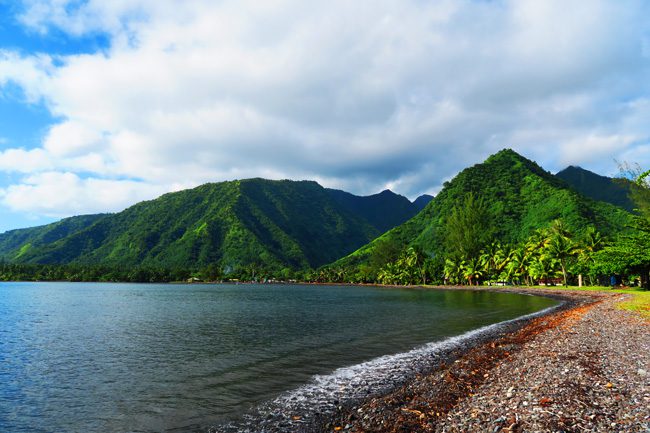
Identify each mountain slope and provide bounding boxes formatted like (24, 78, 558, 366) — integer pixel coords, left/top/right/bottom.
(556, 166, 637, 212)
(0, 214, 108, 262)
(326, 188, 420, 233)
(335, 149, 632, 268)
(413, 194, 434, 211)
(0, 179, 419, 271)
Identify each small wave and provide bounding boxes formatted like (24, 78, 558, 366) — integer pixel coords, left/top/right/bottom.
(213, 302, 562, 433)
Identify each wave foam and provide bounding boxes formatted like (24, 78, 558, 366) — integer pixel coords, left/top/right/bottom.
(213, 302, 562, 433)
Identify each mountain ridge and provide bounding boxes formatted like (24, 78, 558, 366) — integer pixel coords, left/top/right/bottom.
(332, 149, 632, 274)
(556, 165, 637, 212)
(0, 179, 425, 272)
(0, 151, 634, 280)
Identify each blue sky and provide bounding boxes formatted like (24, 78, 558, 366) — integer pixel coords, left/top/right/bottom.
(0, 0, 649, 233)
(0, 0, 109, 231)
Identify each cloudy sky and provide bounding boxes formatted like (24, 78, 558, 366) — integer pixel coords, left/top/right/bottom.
(0, 0, 649, 232)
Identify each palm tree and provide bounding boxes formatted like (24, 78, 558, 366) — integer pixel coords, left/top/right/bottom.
(444, 257, 465, 285)
(505, 246, 530, 285)
(494, 243, 512, 282)
(546, 228, 577, 286)
(402, 246, 428, 284)
(577, 227, 605, 285)
(529, 253, 561, 285)
(463, 257, 483, 286)
(478, 242, 497, 283)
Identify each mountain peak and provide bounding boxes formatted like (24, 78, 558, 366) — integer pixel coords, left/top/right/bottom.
(325, 187, 420, 233)
(334, 150, 632, 271)
(557, 165, 588, 175)
(556, 165, 636, 212)
(413, 194, 434, 211)
(484, 148, 534, 165)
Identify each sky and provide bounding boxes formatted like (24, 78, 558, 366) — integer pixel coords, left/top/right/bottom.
(0, 0, 649, 233)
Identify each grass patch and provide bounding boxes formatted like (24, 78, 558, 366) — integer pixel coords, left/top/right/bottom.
(615, 291, 650, 319)
(422, 284, 650, 320)
(527, 285, 650, 320)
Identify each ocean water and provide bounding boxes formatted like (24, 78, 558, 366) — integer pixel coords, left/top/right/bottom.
(0, 282, 558, 432)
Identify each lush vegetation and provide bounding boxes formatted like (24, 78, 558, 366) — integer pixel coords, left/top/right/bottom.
(556, 165, 638, 212)
(0, 214, 106, 258)
(441, 220, 607, 287)
(0, 261, 314, 283)
(327, 188, 432, 233)
(0, 179, 424, 278)
(1, 150, 647, 289)
(0, 262, 191, 283)
(325, 149, 640, 287)
(589, 166, 650, 288)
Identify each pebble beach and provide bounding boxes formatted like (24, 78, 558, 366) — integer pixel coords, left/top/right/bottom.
(319, 288, 650, 433)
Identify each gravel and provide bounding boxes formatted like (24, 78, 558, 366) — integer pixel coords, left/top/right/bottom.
(323, 289, 649, 433)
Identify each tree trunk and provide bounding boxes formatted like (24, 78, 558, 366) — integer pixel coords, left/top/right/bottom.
(641, 268, 649, 290)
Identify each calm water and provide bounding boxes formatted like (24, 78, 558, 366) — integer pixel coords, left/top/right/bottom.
(0, 282, 557, 432)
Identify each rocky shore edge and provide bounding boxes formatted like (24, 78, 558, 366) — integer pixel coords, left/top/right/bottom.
(310, 288, 649, 432)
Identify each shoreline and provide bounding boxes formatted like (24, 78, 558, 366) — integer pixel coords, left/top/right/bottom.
(216, 288, 599, 433)
(311, 288, 649, 433)
(216, 287, 648, 433)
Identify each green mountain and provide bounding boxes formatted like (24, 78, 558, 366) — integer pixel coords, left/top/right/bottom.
(0, 179, 423, 272)
(0, 214, 107, 261)
(334, 149, 633, 269)
(413, 194, 434, 211)
(556, 165, 637, 212)
(326, 188, 420, 233)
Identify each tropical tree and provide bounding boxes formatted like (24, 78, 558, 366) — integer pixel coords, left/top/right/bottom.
(574, 227, 605, 285)
(529, 253, 561, 285)
(480, 242, 501, 283)
(369, 237, 402, 276)
(377, 262, 399, 285)
(610, 164, 650, 288)
(505, 245, 532, 285)
(463, 256, 483, 286)
(444, 192, 493, 263)
(595, 221, 650, 288)
(376, 246, 430, 285)
(545, 220, 578, 286)
(444, 257, 465, 285)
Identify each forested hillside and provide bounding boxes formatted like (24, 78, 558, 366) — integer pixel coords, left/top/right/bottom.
(326, 149, 632, 283)
(556, 166, 637, 212)
(2, 150, 643, 285)
(0, 179, 423, 275)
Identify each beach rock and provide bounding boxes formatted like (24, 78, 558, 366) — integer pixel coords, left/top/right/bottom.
(313, 290, 649, 433)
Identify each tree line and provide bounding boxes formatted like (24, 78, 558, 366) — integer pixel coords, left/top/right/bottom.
(313, 167, 650, 289)
(3, 167, 648, 288)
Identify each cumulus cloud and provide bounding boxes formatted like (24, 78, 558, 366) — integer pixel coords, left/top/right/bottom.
(0, 0, 648, 219)
(0, 148, 54, 172)
(0, 171, 170, 216)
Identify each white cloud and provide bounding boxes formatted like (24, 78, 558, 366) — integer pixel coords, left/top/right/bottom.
(0, 172, 168, 216)
(559, 134, 639, 167)
(0, 0, 648, 219)
(0, 50, 53, 103)
(43, 121, 105, 157)
(0, 148, 54, 172)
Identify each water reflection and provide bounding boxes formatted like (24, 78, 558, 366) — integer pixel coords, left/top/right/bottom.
(0, 282, 556, 432)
